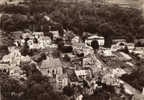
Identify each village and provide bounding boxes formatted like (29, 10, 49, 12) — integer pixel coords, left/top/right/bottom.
(0, 26, 144, 100)
(0, 0, 144, 100)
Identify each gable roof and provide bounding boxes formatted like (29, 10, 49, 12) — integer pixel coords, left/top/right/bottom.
(40, 56, 62, 69)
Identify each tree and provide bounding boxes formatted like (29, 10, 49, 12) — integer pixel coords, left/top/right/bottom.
(91, 39, 99, 50)
(28, 83, 45, 99)
(37, 93, 52, 100)
(82, 32, 88, 42)
(121, 64, 144, 91)
(0, 72, 23, 100)
(32, 52, 47, 63)
(63, 86, 75, 97)
(20, 40, 30, 56)
(84, 89, 109, 100)
(0, 45, 9, 59)
(122, 46, 129, 54)
(135, 41, 143, 47)
(99, 23, 113, 48)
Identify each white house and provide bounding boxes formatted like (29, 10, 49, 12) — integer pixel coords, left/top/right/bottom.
(85, 35, 104, 46)
(33, 32, 44, 39)
(75, 69, 92, 80)
(99, 49, 114, 57)
(0, 63, 10, 73)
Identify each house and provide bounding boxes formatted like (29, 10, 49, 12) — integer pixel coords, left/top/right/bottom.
(83, 56, 95, 68)
(56, 73, 69, 91)
(20, 55, 32, 63)
(111, 42, 126, 51)
(12, 31, 23, 40)
(74, 69, 92, 81)
(99, 49, 114, 57)
(112, 39, 126, 44)
(133, 47, 144, 54)
(102, 73, 120, 86)
(40, 56, 63, 77)
(73, 43, 85, 57)
(126, 43, 135, 52)
(63, 30, 75, 43)
(135, 38, 144, 45)
(71, 36, 80, 45)
(76, 94, 83, 100)
(83, 47, 94, 56)
(33, 32, 44, 39)
(138, 54, 144, 60)
(22, 32, 33, 39)
(27, 34, 52, 49)
(73, 43, 86, 50)
(132, 94, 144, 100)
(83, 54, 103, 74)
(115, 52, 132, 61)
(38, 36, 52, 49)
(112, 68, 126, 77)
(49, 31, 60, 40)
(2, 47, 21, 67)
(0, 62, 26, 80)
(9, 66, 26, 80)
(85, 35, 104, 46)
(0, 62, 10, 73)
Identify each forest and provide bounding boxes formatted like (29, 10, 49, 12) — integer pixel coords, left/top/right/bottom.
(0, 0, 144, 41)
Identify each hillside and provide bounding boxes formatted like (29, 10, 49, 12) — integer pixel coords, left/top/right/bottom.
(0, 0, 144, 40)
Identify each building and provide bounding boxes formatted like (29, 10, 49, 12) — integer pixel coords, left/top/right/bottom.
(85, 35, 104, 46)
(132, 93, 144, 100)
(71, 36, 80, 45)
(126, 43, 135, 52)
(0, 62, 10, 73)
(33, 32, 44, 39)
(112, 39, 126, 44)
(40, 56, 63, 77)
(49, 31, 60, 40)
(115, 52, 132, 61)
(111, 42, 126, 52)
(83, 47, 94, 56)
(2, 47, 21, 67)
(76, 94, 83, 100)
(9, 66, 26, 80)
(25, 32, 52, 49)
(83, 56, 95, 68)
(133, 47, 144, 54)
(74, 69, 92, 81)
(56, 73, 69, 91)
(135, 38, 144, 46)
(99, 49, 114, 57)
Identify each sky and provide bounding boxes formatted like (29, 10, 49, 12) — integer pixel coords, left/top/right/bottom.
(0, 0, 144, 16)
(106, 0, 142, 7)
(0, 0, 24, 4)
(105, 0, 144, 16)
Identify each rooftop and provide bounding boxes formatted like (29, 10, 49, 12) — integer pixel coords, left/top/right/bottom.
(40, 56, 62, 69)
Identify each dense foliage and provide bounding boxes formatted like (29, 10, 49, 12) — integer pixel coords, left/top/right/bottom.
(0, 62, 68, 100)
(121, 64, 144, 91)
(0, 1, 144, 40)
